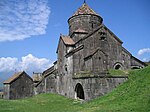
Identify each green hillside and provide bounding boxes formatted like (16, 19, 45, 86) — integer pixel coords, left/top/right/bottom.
(0, 66, 150, 112)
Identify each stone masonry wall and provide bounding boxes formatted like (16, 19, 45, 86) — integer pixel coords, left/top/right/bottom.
(7, 74, 33, 100)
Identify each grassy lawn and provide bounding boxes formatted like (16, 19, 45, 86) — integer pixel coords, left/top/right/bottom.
(0, 66, 150, 112)
(0, 93, 83, 112)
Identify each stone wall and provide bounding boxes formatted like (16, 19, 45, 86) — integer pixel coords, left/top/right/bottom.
(3, 84, 10, 99)
(72, 76, 128, 100)
(131, 56, 146, 68)
(4, 73, 33, 100)
(68, 15, 103, 36)
(35, 72, 128, 101)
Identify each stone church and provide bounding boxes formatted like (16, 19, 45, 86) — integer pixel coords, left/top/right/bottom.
(35, 2, 146, 100)
(4, 2, 147, 100)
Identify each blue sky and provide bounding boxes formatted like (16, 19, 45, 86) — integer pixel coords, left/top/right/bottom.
(0, 0, 150, 82)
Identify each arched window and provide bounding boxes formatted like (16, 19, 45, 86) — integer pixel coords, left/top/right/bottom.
(75, 83, 85, 100)
(115, 64, 121, 70)
(131, 66, 141, 69)
(114, 63, 123, 70)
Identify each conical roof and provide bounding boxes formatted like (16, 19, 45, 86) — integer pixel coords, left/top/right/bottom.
(72, 3, 99, 17)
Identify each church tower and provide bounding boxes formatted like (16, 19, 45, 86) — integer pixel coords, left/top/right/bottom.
(68, 2, 103, 42)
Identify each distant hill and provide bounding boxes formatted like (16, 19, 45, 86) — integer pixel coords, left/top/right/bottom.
(0, 66, 149, 112)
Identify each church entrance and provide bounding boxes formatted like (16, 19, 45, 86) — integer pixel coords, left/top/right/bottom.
(75, 83, 85, 100)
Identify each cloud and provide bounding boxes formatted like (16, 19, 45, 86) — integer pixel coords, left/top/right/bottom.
(0, 54, 52, 74)
(137, 48, 150, 62)
(137, 48, 150, 56)
(0, 0, 50, 42)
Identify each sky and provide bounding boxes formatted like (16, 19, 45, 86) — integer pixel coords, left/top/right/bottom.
(0, 0, 150, 82)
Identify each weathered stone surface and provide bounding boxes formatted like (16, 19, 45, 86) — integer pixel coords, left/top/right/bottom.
(35, 2, 147, 101)
(3, 72, 33, 100)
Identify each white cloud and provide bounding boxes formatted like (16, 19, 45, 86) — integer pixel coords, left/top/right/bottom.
(0, 57, 18, 72)
(137, 48, 150, 62)
(137, 48, 150, 56)
(0, 54, 52, 74)
(0, 0, 50, 42)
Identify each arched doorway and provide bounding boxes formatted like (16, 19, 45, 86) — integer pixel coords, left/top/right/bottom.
(75, 83, 85, 100)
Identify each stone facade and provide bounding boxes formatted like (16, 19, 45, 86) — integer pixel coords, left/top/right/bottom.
(3, 71, 33, 100)
(35, 3, 147, 100)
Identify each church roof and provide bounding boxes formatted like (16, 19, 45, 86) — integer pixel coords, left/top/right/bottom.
(72, 3, 99, 17)
(3, 71, 32, 84)
(61, 35, 75, 46)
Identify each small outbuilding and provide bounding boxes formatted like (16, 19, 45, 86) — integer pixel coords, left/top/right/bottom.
(3, 71, 33, 100)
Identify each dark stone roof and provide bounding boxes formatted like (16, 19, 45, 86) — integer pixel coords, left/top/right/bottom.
(71, 3, 99, 17)
(3, 71, 32, 84)
(56, 35, 75, 53)
(61, 35, 75, 46)
(43, 66, 55, 77)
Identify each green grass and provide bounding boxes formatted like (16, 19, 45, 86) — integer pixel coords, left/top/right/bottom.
(0, 66, 150, 112)
(81, 66, 150, 112)
(0, 94, 83, 112)
(108, 69, 129, 76)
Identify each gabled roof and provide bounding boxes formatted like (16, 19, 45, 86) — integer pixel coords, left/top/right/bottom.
(103, 25, 123, 44)
(75, 24, 123, 45)
(84, 48, 108, 60)
(61, 35, 75, 46)
(56, 35, 75, 53)
(72, 3, 99, 17)
(3, 71, 32, 84)
(75, 25, 103, 44)
(43, 66, 55, 77)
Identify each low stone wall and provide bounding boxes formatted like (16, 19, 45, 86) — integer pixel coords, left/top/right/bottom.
(72, 76, 128, 100)
(35, 73, 128, 101)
